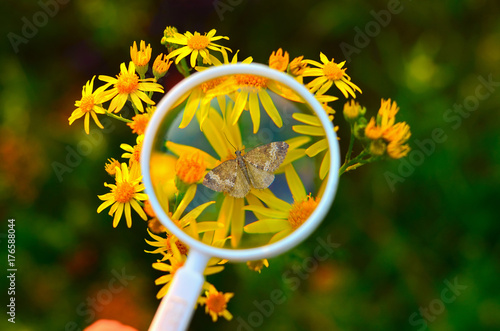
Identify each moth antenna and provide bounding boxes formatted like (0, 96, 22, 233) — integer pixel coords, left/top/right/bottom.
(223, 132, 238, 151)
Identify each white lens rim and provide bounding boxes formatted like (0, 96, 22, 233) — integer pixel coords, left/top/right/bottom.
(141, 63, 340, 262)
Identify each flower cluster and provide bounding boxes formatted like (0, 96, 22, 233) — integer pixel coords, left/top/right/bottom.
(68, 26, 411, 323)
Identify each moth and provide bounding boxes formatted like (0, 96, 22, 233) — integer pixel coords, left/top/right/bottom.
(203, 141, 289, 198)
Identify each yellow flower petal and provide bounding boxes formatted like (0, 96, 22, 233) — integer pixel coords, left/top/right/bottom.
(172, 184, 197, 220)
(242, 205, 288, 219)
(319, 150, 330, 180)
(305, 138, 328, 157)
(230, 198, 244, 248)
(292, 125, 325, 136)
(213, 196, 234, 241)
(292, 113, 321, 126)
(249, 189, 290, 212)
(244, 219, 290, 233)
(285, 164, 306, 202)
(248, 92, 260, 133)
(166, 141, 218, 169)
(258, 89, 282, 128)
(231, 90, 248, 125)
(180, 87, 202, 129)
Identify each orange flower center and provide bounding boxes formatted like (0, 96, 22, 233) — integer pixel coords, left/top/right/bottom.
(114, 181, 135, 203)
(323, 62, 345, 81)
(127, 114, 150, 135)
(80, 95, 95, 113)
(288, 195, 319, 230)
(175, 152, 206, 184)
(200, 77, 226, 93)
(235, 74, 268, 88)
(187, 34, 210, 50)
(166, 236, 189, 255)
(116, 72, 139, 94)
(132, 141, 143, 164)
(206, 292, 227, 314)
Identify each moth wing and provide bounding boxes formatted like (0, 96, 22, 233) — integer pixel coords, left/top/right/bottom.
(228, 164, 251, 198)
(203, 160, 238, 193)
(246, 162, 275, 189)
(244, 141, 289, 172)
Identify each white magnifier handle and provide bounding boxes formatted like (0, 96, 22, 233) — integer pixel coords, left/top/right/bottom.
(149, 250, 210, 331)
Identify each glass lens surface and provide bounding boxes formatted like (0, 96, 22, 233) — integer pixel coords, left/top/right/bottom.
(149, 73, 331, 249)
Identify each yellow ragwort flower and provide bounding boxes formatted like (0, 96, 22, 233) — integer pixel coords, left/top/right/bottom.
(104, 158, 121, 176)
(145, 229, 189, 257)
(288, 55, 308, 77)
(292, 112, 336, 180)
(121, 135, 143, 167)
(288, 194, 319, 229)
(343, 99, 362, 122)
(69, 76, 107, 134)
(152, 53, 172, 79)
(199, 285, 234, 322)
(246, 259, 269, 273)
(165, 29, 231, 68)
(243, 164, 319, 243)
(130, 40, 152, 76)
(127, 113, 150, 135)
(269, 48, 289, 72)
(365, 99, 411, 159)
(99, 62, 164, 113)
(303, 52, 362, 98)
(97, 163, 148, 228)
(153, 236, 225, 298)
(175, 151, 207, 185)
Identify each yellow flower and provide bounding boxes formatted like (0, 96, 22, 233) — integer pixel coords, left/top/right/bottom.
(121, 135, 143, 167)
(292, 112, 336, 180)
(145, 228, 188, 257)
(97, 163, 148, 228)
(130, 40, 152, 76)
(175, 151, 207, 185)
(343, 99, 362, 122)
(385, 122, 411, 158)
(243, 164, 320, 243)
(288, 195, 319, 229)
(127, 112, 150, 135)
(99, 62, 164, 113)
(165, 29, 231, 68)
(198, 285, 234, 322)
(246, 259, 269, 273)
(171, 50, 252, 129)
(303, 52, 362, 98)
(152, 53, 172, 79)
(288, 55, 308, 77)
(364, 99, 411, 159)
(230, 73, 283, 133)
(152, 239, 225, 298)
(68, 76, 107, 134)
(104, 158, 121, 176)
(269, 48, 289, 72)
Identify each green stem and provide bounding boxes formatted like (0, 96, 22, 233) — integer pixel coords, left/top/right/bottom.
(105, 111, 133, 123)
(339, 150, 371, 176)
(344, 123, 356, 164)
(176, 57, 191, 78)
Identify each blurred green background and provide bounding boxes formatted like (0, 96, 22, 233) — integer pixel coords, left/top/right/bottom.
(1, 0, 499, 330)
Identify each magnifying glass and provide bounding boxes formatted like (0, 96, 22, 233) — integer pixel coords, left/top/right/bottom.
(141, 63, 340, 330)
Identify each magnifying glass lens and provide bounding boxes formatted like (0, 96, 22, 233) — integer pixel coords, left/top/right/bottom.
(148, 71, 330, 250)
